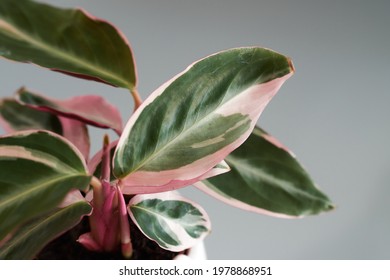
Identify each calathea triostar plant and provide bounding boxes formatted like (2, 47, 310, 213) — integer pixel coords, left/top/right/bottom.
(0, 0, 333, 260)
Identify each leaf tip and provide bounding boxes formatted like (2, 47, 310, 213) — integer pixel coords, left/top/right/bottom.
(288, 57, 295, 74)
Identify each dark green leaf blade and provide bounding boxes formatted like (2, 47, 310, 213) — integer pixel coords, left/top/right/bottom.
(0, 130, 91, 241)
(0, 0, 136, 89)
(197, 126, 334, 217)
(0, 200, 92, 260)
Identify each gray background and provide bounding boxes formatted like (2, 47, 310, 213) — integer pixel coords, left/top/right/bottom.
(1, 0, 389, 259)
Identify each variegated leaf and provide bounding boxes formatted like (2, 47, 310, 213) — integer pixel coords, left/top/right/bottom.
(0, 98, 90, 160)
(0, 200, 92, 260)
(0, 130, 91, 241)
(0, 98, 62, 134)
(196, 126, 334, 217)
(0, 0, 136, 89)
(114, 47, 294, 191)
(128, 192, 211, 252)
(17, 88, 123, 134)
(88, 140, 229, 194)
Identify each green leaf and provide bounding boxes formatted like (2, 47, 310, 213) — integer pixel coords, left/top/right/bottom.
(0, 0, 136, 89)
(0, 130, 91, 241)
(128, 192, 211, 252)
(0, 98, 62, 134)
(0, 200, 92, 260)
(196, 126, 334, 217)
(114, 47, 294, 191)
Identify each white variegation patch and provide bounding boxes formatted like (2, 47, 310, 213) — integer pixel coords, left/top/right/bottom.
(190, 135, 225, 149)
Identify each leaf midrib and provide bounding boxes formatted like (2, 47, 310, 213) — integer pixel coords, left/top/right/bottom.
(225, 156, 324, 201)
(0, 173, 89, 209)
(119, 82, 248, 176)
(0, 17, 131, 89)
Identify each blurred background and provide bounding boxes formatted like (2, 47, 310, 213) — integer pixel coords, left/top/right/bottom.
(1, 0, 389, 259)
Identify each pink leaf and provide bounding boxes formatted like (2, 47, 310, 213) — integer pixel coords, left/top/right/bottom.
(121, 161, 230, 195)
(0, 115, 13, 134)
(77, 232, 103, 252)
(59, 117, 90, 161)
(58, 190, 88, 208)
(88, 139, 118, 175)
(16, 89, 123, 134)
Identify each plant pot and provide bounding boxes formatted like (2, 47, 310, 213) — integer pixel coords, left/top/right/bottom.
(174, 241, 207, 260)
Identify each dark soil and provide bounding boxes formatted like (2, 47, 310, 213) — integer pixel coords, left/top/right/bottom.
(36, 217, 184, 260)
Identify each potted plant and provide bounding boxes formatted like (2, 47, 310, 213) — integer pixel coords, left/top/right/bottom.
(0, 0, 333, 260)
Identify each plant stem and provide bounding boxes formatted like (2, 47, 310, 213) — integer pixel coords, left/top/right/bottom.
(131, 88, 142, 111)
(90, 176, 103, 208)
(118, 187, 133, 258)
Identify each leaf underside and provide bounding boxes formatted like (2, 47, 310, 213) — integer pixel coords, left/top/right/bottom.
(16, 88, 123, 134)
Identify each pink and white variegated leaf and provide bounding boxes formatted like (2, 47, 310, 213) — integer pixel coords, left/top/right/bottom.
(128, 191, 211, 252)
(17, 88, 123, 135)
(114, 47, 294, 192)
(0, 0, 137, 90)
(0, 200, 92, 259)
(195, 126, 334, 218)
(88, 139, 229, 194)
(122, 160, 229, 194)
(0, 130, 91, 242)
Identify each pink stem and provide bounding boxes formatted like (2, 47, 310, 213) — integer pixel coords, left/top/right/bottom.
(131, 88, 142, 112)
(87, 134, 133, 257)
(101, 134, 111, 199)
(117, 187, 133, 258)
(102, 189, 119, 251)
